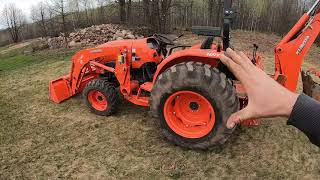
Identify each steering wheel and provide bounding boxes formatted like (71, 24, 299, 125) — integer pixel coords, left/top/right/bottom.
(153, 34, 175, 46)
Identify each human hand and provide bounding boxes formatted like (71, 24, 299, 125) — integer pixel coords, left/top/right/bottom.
(220, 48, 299, 129)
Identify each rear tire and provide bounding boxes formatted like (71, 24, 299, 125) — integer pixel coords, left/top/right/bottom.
(83, 79, 119, 116)
(150, 62, 239, 150)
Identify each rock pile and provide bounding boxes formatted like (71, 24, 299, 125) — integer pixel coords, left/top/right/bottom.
(47, 24, 143, 49)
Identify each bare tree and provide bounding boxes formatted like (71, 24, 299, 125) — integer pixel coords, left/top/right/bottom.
(118, 0, 126, 23)
(47, 7, 57, 37)
(126, 0, 132, 23)
(2, 4, 25, 43)
(0, 0, 313, 46)
(141, 0, 172, 32)
(159, 0, 172, 33)
(50, 0, 69, 46)
(31, 2, 49, 37)
(207, 0, 214, 26)
(80, 0, 91, 25)
(143, 0, 152, 26)
(96, 0, 106, 23)
(87, 0, 96, 25)
(69, 0, 82, 29)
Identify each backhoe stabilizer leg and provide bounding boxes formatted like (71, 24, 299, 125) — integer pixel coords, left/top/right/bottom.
(301, 70, 320, 102)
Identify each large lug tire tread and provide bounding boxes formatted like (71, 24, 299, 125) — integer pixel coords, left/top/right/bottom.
(83, 79, 119, 116)
(150, 62, 239, 150)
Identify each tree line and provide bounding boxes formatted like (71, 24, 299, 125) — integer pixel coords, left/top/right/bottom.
(0, 0, 316, 45)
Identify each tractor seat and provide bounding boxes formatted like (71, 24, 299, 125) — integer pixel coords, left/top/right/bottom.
(201, 37, 215, 49)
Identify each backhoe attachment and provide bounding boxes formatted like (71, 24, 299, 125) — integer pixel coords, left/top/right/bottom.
(274, 0, 320, 102)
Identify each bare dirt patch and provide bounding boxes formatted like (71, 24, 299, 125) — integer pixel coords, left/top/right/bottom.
(0, 41, 33, 55)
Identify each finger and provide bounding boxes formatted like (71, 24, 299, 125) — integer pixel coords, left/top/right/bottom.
(225, 48, 244, 65)
(234, 50, 256, 71)
(220, 54, 251, 85)
(220, 54, 243, 76)
(239, 51, 252, 64)
(220, 54, 237, 69)
(226, 107, 253, 129)
(238, 51, 258, 74)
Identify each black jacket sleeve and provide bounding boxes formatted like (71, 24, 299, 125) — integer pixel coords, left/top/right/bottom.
(287, 94, 320, 147)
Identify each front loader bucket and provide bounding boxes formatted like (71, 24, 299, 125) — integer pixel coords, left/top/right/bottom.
(49, 75, 73, 103)
(301, 71, 320, 102)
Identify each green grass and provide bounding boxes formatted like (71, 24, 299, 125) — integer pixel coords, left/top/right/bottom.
(0, 45, 35, 71)
(0, 55, 38, 71)
(0, 33, 320, 179)
(0, 47, 77, 72)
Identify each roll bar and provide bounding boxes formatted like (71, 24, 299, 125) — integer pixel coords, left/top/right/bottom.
(223, 0, 234, 50)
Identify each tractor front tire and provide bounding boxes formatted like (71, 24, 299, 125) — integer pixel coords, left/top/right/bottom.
(150, 62, 239, 150)
(83, 79, 119, 116)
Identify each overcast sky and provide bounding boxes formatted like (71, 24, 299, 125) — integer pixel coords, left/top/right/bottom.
(0, 0, 44, 29)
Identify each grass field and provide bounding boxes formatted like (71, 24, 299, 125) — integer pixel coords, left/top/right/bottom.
(1, 31, 320, 179)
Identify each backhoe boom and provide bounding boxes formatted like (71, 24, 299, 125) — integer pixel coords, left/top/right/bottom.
(275, 0, 320, 91)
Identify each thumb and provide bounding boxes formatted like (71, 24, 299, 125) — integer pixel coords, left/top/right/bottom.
(226, 107, 253, 129)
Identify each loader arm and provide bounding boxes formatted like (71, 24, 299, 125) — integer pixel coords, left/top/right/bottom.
(69, 47, 123, 94)
(49, 46, 127, 103)
(275, 0, 320, 92)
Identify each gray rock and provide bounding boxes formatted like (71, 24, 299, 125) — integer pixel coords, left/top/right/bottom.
(46, 24, 141, 49)
(126, 34, 135, 39)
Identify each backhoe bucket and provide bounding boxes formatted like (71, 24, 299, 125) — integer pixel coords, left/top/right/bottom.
(301, 71, 320, 101)
(49, 75, 73, 103)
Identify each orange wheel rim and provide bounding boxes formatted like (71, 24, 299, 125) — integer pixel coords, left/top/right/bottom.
(164, 91, 216, 139)
(88, 90, 108, 111)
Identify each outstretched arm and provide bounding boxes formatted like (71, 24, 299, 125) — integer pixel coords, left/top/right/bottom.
(288, 94, 320, 146)
(220, 48, 320, 147)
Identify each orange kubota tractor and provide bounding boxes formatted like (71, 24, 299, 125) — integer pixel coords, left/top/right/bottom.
(49, 0, 320, 150)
